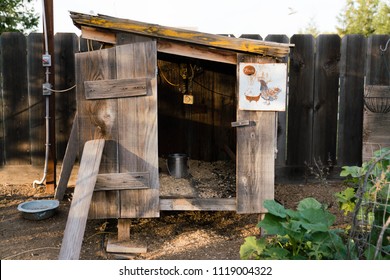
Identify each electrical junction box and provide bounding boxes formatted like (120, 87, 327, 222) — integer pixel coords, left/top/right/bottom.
(42, 54, 51, 67)
(43, 83, 52, 96)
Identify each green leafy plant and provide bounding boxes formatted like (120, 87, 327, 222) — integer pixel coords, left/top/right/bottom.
(240, 198, 348, 260)
(335, 148, 390, 259)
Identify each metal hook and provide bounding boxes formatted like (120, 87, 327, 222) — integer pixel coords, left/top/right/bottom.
(380, 38, 390, 52)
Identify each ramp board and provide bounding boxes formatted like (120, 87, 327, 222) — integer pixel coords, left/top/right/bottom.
(58, 139, 105, 260)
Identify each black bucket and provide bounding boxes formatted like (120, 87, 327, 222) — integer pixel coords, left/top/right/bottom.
(167, 153, 189, 178)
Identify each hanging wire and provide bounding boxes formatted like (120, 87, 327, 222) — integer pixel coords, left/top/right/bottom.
(380, 38, 390, 80)
(158, 62, 180, 87)
(43, 84, 77, 93)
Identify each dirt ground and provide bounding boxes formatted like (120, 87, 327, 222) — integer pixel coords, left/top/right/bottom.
(0, 161, 351, 260)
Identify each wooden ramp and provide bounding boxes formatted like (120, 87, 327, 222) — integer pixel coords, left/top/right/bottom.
(59, 139, 105, 260)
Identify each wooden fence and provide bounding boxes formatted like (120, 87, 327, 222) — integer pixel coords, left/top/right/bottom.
(0, 32, 389, 181)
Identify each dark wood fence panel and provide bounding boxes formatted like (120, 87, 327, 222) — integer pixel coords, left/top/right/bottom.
(338, 35, 366, 166)
(265, 35, 290, 167)
(54, 33, 78, 160)
(28, 33, 46, 166)
(366, 35, 390, 85)
(0, 33, 30, 165)
(312, 35, 341, 164)
(287, 35, 315, 169)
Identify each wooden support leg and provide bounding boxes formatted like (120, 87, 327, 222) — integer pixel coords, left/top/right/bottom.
(106, 218, 147, 254)
(117, 219, 131, 241)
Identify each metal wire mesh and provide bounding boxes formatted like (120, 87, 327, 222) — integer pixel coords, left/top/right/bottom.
(364, 85, 390, 114)
(348, 150, 390, 259)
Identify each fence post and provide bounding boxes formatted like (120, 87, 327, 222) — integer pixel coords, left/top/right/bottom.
(338, 34, 366, 167)
(28, 33, 46, 166)
(312, 34, 341, 165)
(55, 33, 78, 161)
(286, 34, 315, 177)
(0, 32, 30, 165)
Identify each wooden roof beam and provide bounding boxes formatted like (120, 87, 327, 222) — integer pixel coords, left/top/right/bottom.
(70, 11, 293, 59)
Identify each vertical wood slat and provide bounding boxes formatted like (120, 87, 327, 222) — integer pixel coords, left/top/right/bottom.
(75, 48, 120, 219)
(54, 33, 78, 160)
(338, 35, 366, 166)
(236, 54, 276, 214)
(0, 33, 30, 165)
(265, 35, 290, 168)
(287, 35, 315, 168)
(312, 35, 341, 164)
(27, 33, 46, 166)
(116, 39, 160, 218)
(366, 35, 390, 86)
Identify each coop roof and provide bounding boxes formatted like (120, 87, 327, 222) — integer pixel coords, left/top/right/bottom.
(70, 12, 293, 63)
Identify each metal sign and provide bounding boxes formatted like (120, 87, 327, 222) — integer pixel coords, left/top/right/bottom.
(238, 63, 287, 111)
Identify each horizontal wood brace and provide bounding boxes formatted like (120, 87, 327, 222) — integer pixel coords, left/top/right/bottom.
(159, 198, 236, 211)
(94, 172, 150, 191)
(84, 78, 150, 99)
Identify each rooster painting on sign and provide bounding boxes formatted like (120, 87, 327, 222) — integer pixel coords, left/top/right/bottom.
(239, 63, 287, 111)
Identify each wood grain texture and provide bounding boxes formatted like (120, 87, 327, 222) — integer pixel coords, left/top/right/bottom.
(27, 33, 46, 166)
(236, 54, 276, 214)
(287, 35, 315, 167)
(59, 139, 104, 260)
(312, 35, 341, 164)
(84, 78, 149, 99)
(94, 172, 150, 191)
(54, 33, 78, 160)
(159, 198, 236, 211)
(115, 41, 160, 218)
(75, 47, 120, 219)
(70, 12, 292, 58)
(338, 35, 366, 166)
(0, 33, 30, 164)
(55, 113, 79, 201)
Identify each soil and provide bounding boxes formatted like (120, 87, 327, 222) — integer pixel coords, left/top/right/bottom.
(0, 161, 351, 260)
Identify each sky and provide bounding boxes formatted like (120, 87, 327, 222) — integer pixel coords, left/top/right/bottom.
(34, 0, 347, 37)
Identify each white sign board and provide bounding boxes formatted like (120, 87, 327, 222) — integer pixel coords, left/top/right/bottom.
(238, 63, 287, 111)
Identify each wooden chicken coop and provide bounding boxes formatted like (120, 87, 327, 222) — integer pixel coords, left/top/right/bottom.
(57, 12, 292, 259)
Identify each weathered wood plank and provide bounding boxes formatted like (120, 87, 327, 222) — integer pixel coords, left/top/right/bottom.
(0, 33, 30, 164)
(59, 139, 105, 260)
(116, 40, 160, 218)
(117, 219, 131, 241)
(75, 47, 120, 219)
(312, 34, 341, 164)
(55, 33, 78, 160)
(338, 35, 366, 166)
(106, 238, 147, 254)
(287, 35, 315, 167)
(27, 33, 46, 166)
(55, 113, 79, 201)
(159, 198, 236, 211)
(84, 78, 149, 99)
(70, 12, 292, 58)
(81, 26, 117, 44)
(157, 39, 237, 64)
(236, 54, 276, 214)
(94, 172, 150, 191)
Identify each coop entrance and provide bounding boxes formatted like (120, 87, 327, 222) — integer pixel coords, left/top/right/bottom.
(156, 54, 237, 205)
